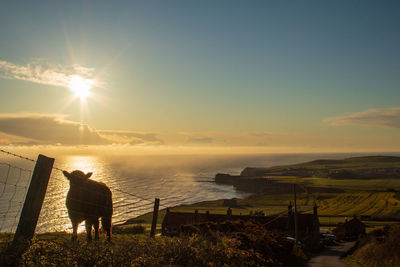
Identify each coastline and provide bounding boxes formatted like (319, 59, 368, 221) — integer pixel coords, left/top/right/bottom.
(117, 155, 400, 229)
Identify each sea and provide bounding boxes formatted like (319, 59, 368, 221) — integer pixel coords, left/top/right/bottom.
(1, 152, 398, 233)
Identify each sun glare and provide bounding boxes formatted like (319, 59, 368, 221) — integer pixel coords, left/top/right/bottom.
(69, 75, 93, 100)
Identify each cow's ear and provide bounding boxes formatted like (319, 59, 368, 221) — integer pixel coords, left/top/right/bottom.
(63, 171, 70, 180)
(85, 172, 93, 179)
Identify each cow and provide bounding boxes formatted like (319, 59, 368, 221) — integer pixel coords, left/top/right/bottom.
(63, 170, 113, 241)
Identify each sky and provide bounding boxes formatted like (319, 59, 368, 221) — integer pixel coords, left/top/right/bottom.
(0, 1, 399, 153)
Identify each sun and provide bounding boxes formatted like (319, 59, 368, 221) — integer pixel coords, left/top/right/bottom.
(69, 75, 93, 100)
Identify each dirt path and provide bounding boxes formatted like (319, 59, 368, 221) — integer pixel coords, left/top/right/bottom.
(307, 241, 356, 267)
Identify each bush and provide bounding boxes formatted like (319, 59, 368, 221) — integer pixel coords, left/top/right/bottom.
(10, 224, 306, 266)
(352, 223, 400, 267)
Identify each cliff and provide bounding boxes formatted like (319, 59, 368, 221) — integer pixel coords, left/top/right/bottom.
(214, 156, 400, 193)
(240, 156, 400, 179)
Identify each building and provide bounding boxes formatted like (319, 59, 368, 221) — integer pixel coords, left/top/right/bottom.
(333, 216, 366, 240)
(162, 203, 320, 249)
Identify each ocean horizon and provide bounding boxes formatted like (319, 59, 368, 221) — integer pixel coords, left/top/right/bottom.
(1, 151, 399, 233)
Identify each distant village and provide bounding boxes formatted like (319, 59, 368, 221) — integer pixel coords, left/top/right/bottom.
(161, 200, 366, 250)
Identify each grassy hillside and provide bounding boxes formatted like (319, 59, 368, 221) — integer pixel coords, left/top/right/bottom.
(128, 191, 400, 233)
(314, 192, 400, 218)
(1, 226, 306, 266)
(300, 177, 400, 191)
(241, 156, 400, 179)
(171, 192, 400, 219)
(345, 223, 400, 267)
(125, 157, 400, 236)
(246, 156, 400, 172)
(4, 156, 400, 265)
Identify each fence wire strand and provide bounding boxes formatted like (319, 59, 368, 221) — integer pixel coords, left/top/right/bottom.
(0, 161, 32, 233)
(1, 148, 308, 234)
(0, 164, 11, 199)
(0, 149, 199, 217)
(0, 148, 36, 163)
(2, 148, 294, 236)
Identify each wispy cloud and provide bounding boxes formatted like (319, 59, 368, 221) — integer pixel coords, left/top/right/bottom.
(324, 107, 400, 128)
(178, 131, 296, 146)
(0, 59, 95, 88)
(0, 113, 163, 146)
(185, 137, 214, 144)
(98, 130, 163, 145)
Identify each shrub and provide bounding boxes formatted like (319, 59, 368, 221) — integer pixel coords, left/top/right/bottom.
(12, 224, 306, 267)
(352, 223, 400, 267)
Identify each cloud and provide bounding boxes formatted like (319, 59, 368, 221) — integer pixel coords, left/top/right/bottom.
(186, 137, 214, 144)
(0, 59, 95, 88)
(98, 130, 163, 145)
(0, 113, 163, 146)
(324, 107, 400, 128)
(0, 114, 108, 145)
(178, 131, 296, 147)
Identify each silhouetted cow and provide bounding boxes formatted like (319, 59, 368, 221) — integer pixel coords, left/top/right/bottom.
(63, 170, 113, 241)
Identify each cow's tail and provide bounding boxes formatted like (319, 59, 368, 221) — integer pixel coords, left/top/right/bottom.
(102, 190, 113, 240)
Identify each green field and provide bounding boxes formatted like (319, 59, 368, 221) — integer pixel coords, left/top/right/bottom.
(299, 177, 400, 191)
(127, 182, 400, 233)
(127, 190, 400, 233)
(243, 156, 400, 174)
(161, 191, 400, 218)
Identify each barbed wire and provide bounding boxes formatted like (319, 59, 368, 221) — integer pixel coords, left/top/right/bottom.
(0, 148, 159, 205)
(0, 163, 31, 233)
(0, 148, 275, 214)
(1, 148, 320, 233)
(0, 149, 169, 234)
(115, 201, 154, 209)
(0, 148, 36, 163)
(112, 187, 154, 204)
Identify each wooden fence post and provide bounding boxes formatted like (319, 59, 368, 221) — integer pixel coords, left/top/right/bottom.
(150, 198, 160, 237)
(11, 154, 54, 247)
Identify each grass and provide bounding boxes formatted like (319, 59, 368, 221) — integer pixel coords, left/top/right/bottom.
(3, 155, 400, 265)
(167, 191, 400, 218)
(344, 223, 400, 267)
(126, 187, 400, 239)
(128, 190, 400, 236)
(300, 177, 400, 191)
(246, 156, 400, 173)
(343, 255, 365, 267)
(1, 226, 306, 266)
(312, 192, 400, 218)
(127, 156, 400, 227)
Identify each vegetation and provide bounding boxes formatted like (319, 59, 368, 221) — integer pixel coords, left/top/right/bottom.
(129, 190, 400, 233)
(3, 155, 400, 265)
(241, 156, 400, 178)
(1, 224, 306, 266)
(345, 223, 400, 267)
(300, 177, 400, 191)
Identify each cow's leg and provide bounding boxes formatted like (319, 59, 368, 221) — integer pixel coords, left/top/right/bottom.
(93, 218, 100, 240)
(85, 220, 93, 241)
(102, 216, 112, 241)
(71, 220, 78, 241)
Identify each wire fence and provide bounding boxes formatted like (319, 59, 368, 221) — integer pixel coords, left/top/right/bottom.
(0, 149, 163, 234)
(0, 148, 208, 239)
(0, 147, 319, 244)
(0, 162, 32, 233)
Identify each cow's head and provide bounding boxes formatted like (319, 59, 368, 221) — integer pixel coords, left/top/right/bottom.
(63, 170, 92, 185)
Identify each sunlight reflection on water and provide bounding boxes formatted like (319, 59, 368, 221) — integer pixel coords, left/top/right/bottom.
(4, 152, 398, 233)
(36, 155, 247, 233)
